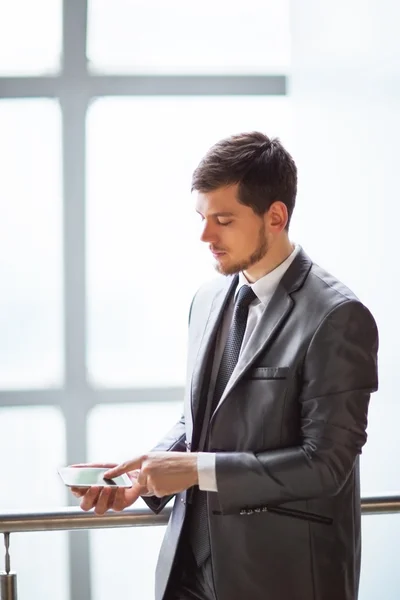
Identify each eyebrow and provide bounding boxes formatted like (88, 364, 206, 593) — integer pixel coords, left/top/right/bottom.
(196, 211, 235, 218)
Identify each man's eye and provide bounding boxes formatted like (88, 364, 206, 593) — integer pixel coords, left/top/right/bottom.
(218, 221, 232, 226)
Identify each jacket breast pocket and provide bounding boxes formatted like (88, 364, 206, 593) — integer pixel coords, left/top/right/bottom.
(246, 366, 289, 380)
(235, 366, 290, 449)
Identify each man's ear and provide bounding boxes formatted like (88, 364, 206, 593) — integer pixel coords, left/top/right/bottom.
(267, 201, 288, 233)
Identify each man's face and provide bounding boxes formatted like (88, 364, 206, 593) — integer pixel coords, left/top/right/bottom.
(195, 184, 269, 276)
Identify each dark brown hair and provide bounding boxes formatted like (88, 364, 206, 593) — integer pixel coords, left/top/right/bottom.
(191, 131, 297, 228)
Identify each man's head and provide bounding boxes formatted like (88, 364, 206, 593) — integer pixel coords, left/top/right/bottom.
(192, 132, 297, 278)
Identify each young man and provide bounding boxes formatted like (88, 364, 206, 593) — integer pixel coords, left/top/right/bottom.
(75, 132, 379, 600)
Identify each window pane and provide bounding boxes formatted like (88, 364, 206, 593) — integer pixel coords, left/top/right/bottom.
(87, 96, 291, 387)
(360, 514, 400, 599)
(0, 1, 61, 75)
(88, 0, 290, 74)
(289, 4, 399, 589)
(0, 100, 63, 389)
(88, 402, 182, 600)
(289, 0, 400, 499)
(0, 406, 69, 600)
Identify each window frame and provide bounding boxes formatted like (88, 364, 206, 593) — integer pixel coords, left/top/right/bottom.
(0, 1, 287, 599)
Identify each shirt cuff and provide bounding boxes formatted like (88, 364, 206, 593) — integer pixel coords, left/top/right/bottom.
(197, 452, 218, 492)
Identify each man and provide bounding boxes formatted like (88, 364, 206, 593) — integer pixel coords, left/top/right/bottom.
(74, 132, 379, 600)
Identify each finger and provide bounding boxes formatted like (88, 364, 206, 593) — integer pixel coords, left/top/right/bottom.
(111, 487, 127, 512)
(69, 463, 117, 469)
(70, 486, 89, 498)
(137, 470, 148, 487)
(123, 483, 145, 507)
(107, 488, 118, 511)
(94, 487, 114, 515)
(104, 457, 143, 479)
(80, 486, 101, 511)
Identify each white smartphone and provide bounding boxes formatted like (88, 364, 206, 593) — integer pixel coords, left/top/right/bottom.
(58, 467, 132, 488)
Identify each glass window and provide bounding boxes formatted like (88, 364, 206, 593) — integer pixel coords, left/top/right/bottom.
(86, 96, 291, 387)
(0, 0, 61, 75)
(87, 0, 290, 74)
(88, 401, 182, 600)
(0, 100, 63, 389)
(88, 401, 184, 460)
(0, 406, 69, 600)
(360, 514, 400, 600)
(289, 4, 400, 595)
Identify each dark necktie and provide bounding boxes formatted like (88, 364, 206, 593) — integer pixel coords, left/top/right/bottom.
(191, 284, 256, 566)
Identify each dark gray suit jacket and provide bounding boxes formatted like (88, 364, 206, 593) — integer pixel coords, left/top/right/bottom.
(145, 248, 379, 600)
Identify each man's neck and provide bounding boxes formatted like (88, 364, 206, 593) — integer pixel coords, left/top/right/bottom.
(243, 239, 295, 283)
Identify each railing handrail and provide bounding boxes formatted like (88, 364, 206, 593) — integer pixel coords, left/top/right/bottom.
(0, 495, 399, 535)
(0, 505, 169, 534)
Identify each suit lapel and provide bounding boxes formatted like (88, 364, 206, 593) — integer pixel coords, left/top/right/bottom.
(190, 275, 237, 417)
(212, 247, 313, 413)
(214, 285, 293, 411)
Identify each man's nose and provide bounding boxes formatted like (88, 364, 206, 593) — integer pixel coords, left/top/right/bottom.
(200, 221, 217, 243)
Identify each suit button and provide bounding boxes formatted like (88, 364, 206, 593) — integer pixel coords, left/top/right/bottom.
(181, 498, 186, 505)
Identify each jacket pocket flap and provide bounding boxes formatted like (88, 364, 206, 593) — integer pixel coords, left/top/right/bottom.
(247, 366, 289, 380)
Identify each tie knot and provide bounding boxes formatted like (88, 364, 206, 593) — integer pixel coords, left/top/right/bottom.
(235, 284, 256, 309)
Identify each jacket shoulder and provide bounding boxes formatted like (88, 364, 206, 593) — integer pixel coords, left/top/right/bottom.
(189, 275, 234, 322)
(309, 263, 360, 303)
(303, 263, 378, 332)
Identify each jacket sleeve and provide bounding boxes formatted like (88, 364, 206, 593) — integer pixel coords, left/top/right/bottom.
(215, 299, 379, 515)
(142, 293, 199, 513)
(142, 415, 186, 514)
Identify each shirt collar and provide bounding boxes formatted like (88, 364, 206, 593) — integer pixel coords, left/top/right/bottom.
(235, 244, 301, 305)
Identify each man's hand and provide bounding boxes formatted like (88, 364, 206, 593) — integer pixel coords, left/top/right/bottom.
(69, 463, 150, 515)
(104, 451, 199, 499)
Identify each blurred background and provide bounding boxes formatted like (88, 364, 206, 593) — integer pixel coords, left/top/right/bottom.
(0, 1, 399, 598)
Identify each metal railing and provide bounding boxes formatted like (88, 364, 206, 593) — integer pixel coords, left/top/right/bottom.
(1, 495, 399, 600)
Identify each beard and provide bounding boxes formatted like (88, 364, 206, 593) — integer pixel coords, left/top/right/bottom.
(215, 222, 269, 276)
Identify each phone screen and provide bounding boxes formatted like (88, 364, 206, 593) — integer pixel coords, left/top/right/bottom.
(58, 467, 132, 488)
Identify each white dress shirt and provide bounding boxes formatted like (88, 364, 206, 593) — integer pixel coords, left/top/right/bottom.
(197, 244, 301, 492)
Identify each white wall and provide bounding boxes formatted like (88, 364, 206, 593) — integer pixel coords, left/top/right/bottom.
(289, 2, 400, 597)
